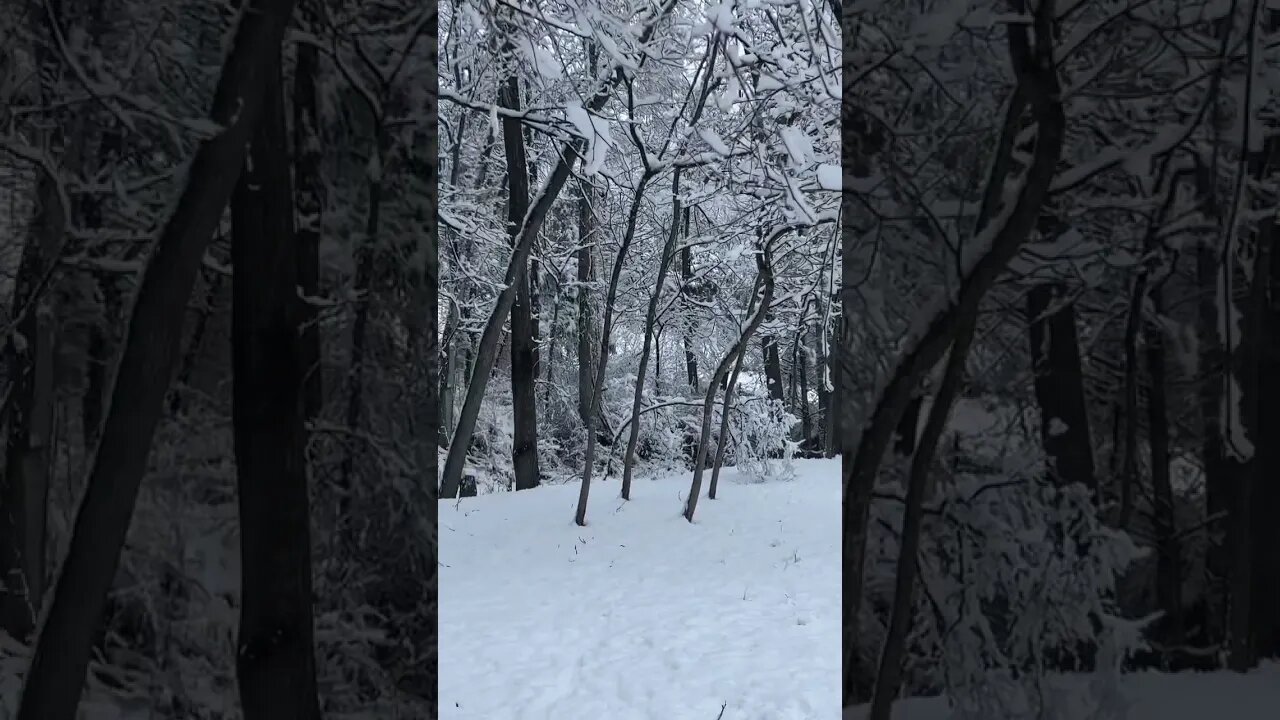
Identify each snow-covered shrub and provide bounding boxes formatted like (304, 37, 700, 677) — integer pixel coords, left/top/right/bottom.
(864, 467, 1146, 720)
(922, 475, 1147, 720)
(725, 395, 797, 482)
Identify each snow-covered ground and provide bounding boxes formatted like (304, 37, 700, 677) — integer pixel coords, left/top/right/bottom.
(846, 663, 1280, 719)
(438, 458, 841, 720)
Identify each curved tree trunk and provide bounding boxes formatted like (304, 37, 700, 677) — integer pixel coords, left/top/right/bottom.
(708, 332, 750, 500)
(843, 13, 1065, 698)
(17, 2, 298, 716)
(868, 303, 979, 720)
(686, 234, 784, 522)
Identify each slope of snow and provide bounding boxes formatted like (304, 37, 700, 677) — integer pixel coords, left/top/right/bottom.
(439, 459, 840, 719)
(845, 664, 1280, 719)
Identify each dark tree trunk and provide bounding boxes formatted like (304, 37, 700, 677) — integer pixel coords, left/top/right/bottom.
(1146, 285, 1183, 646)
(826, 314, 842, 457)
(16, 2, 297, 716)
(229, 51, 321, 719)
(762, 328, 785, 403)
(1026, 283, 1096, 490)
(501, 68, 540, 492)
(797, 334, 813, 444)
(0, 170, 60, 643)
(682, 217, 699, 390)
(1199, 238, 1230, 648)
(686, 241, 779, 522)
(576, 180, 597, 430)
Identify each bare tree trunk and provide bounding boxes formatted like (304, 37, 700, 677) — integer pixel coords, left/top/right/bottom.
(575, 175, 653, 524)
(686, 237, 782, 522)
(796, 333, 813, 445)
(868, 305, 979, 720)
(501, 70, 540, 492)
(1146, 283, 1184, 647)
(17, 2, 297, 716)
(681, 209, 699, 390)
(440, 299, 459, 442)
(1027, 282, 1096, 490)
(762, 325, 785, 403)
(0, 167, 63, 645)
(576, 181, 597, 428)
(708, 334, 749, 500)
(229, 51, 321, 718)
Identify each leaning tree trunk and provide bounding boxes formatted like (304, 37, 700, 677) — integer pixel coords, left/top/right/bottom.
(16, 3, 298, 717)
(868, 302, 979, 720)
(708, 325, 751, 500)
(686, 237, 782, 522)
(575, 174, 653, 524)
(440, 0, 679, 497)
(229, 50, 321, 719)
(501, 68, 541, 492)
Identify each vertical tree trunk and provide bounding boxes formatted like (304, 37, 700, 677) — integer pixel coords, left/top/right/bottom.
(796, 334, 813, 445)
(682, 209, 699, 391)
(1145, 283, 1183, 647)
(501, 69, 541, 492)
(0, 196, 59, 642)
(576, 180, 597, 430)
(229, 50, 321, 718)
(440, 299, 459, 443)
(16, 2, 297, 716)
(762, 326, 785, 403)
(1026, 282, 1096, 490)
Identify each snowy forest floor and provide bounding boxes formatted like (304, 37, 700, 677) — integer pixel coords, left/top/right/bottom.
(845, 663, 1280, 719)
(438, 458, 841, 720)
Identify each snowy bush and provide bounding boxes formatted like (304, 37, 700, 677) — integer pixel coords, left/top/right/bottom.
(866, 470, 1147, 719)
(725, 395, 798, 482)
